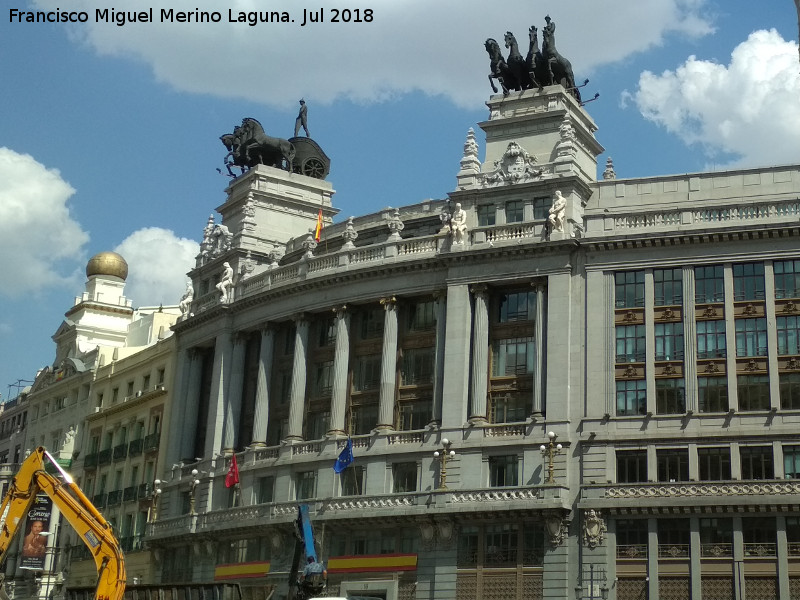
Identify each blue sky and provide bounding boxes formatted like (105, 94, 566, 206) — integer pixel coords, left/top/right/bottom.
(1, 0, 799, 401)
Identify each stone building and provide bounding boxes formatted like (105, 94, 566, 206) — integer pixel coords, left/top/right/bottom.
(146, 86, 800, 600)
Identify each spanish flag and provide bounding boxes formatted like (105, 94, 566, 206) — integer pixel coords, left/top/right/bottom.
(314, 208, 323, 242)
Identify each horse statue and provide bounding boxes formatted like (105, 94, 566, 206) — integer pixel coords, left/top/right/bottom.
(485, 38, 518, 95)
(220, 128, 248, 177)
(541, 15, 581, 102)
(527, 26, 551, 90)
(220, 118, 296, 176)
(503, 31, 534, 90)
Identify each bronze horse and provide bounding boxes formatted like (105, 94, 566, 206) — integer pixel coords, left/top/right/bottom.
(527, 26, 550, 91)
(503, 31, 534, 91)
(220, 118, 296, 176)
(541, 16, 581, 102)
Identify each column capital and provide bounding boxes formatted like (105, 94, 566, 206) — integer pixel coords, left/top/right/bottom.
(380, 296, 397, 310)
(259, 322, 276, 336)
(432, 289, 447, 302)
(292, 312, 311, 325)
(331, 304, 348, 319)
(470, 284, 489, 297)
(231, 331, 250, 345)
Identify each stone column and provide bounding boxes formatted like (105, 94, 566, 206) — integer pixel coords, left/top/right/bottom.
(764, 262, 781, 410)
(647, 518, 659, 600)
(440, 285, 471, 428)
(431, 291, 447, 425)
(469, 285, 489, 423)
(204, 333, 233, 460)
(682, 267, 698, 413)
(222, 333, 247, 453)
(603, 272, 616, 418)
(377, 297, 399, 430)
(328, 305, 351, 436)
(180, 349, 204, 461)
(286, 315, 310, 441)
(532, 283, 545, 416)
(723, 264, 739, 409)
(251, 325, 275, 447)
(644, 271, 656, 415)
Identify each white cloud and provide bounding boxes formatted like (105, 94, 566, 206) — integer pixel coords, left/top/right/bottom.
(634, 29, 800, 167)
(32, 0, 713, 108)
(0, 148, 89, 297)
(114, 228, 199, 307)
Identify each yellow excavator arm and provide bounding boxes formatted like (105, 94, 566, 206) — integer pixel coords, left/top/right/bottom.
(0, 447, 126, 600)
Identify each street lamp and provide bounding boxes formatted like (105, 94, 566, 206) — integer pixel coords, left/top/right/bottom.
(150, 479, 162, 522)
(189, 469, 201, 515)
(540, 431, 562, 484)
(433, 438, 456, 490)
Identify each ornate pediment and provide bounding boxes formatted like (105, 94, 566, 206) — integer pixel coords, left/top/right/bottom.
(479, 141, 544, 187)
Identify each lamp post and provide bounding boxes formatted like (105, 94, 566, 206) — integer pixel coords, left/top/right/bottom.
(189, 469, 201, 515)
(540, 431, 562, 484)
(150, 479, 162, 522)
(433, 438, 455, 490)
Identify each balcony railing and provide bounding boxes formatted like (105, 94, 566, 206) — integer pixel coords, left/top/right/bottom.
(788, 542, 800, 556)
(144, 432, 160, 452)
(744, 542, 777, 557)
(701, 543, 733, 558)
(106, 490, 122, 506)
(120, 535, 144, 553)
(138, 482, 154, 500)
(123, 486, 137, 502)
(617, 544, 648, 559)
(128, 438, 144, 456)
(92, 492, 107, 508)
(83, 453, 97, 469)
(658, 544, 690, 558)
(97, 448, 112, 466)
(113, 443, 128, 461)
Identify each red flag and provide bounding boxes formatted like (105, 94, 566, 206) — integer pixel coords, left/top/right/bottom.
(225, 453, 240, 488)
(314, 208, 323, 242)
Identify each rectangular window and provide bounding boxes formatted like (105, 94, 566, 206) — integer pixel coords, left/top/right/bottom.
(359, 308, 384, 339)
(698, 447, 731, 481)
(783, 445, 800, 479)
(698, 376, 728, 412)
(656, 379, 685, 414)
(406, 300, 435, 332)
(777, 315, 800, 355)
(740, 446, 774, 480)
(616, 379, 646, 416)
(353, 355, 382, 391)
(498, 290, 535, 322)
(350, 403, 377, 435)
(617, 450, 647, 483)
(304, 411, 330, 440)
(654, 322, 684, 360)
(492, 337, 535, 376)
(295, 470, 317, 500)
(505, 200, 524, 223)
(533, 197, 550, 220)
(397, 400, 432, 431)
(341, 465, 365, 496)
(256, 476, 274, 504)
(489, 455, 519, 487)
(484, 524, 518, 567)
(615, 271, 645, 308)
(735, 318, 768, 357)
(615, 325, 646, 363)
(491, 392, 527, 423)
(654, 268, 683, 306)
(696, 320, 727, 359)
(743, 518, 776, 549)
(695, 265, 725, 303)
(774, 259, 800, 299)
(700, 518, 733, 546)
(317, 316, 337, 347)
(616, 519, 648, 547)
(658, 519, 690, 549)
(392, 462, 417, 493)
(313, 361, 334, 397)
(457, 526, 479, 567)
(477, 205, 496, 227)
(780, 373, 800, 409)
(737, 374, 770, 411)
(733, 262, 765, 301)
(657, 449, 689, 482)
(401, 347, 435, 385)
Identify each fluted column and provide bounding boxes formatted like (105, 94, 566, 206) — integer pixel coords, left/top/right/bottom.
(205, 333, 233, 459)
(180, 348, 204, 460)
(682, 267, 698, 413)
(431, 291, 447, 425)
(222, 333, 247, 453)
(532, 283, 545, 416)
(251, 325, 275, 447)
(377, 297, 399, 430)
(328, 305, 351, 436)
(470, 285, 489, 423)
(286, 315, 310, 441)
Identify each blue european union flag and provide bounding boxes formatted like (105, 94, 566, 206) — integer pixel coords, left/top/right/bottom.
(333, 438, 354, 473)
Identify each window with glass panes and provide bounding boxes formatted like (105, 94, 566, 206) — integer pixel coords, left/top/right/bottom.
(657, 449, 689, 482)
(304, 411, 330, 440)
(658, 520, 690, 555)
(255, 476, 274, 504)
(774, 260, 800, 299)
(695, 265, 724, 303)
(533, 197, 550, 220)
(392, 462, 417, 493)
(697, 320, 727, 359)
(401, 347, 435, 384)
(312, 361, 334, 396)
(616, 519, 648, 548)
(491, 392, 527, 423)
(777, 315, 800, 355)
(350, 403, 378, 435)
(295, 471, 317, 500)
(654, 268, 683, 306)
(615, 271, 645, 308)
(340, 465, 364, 496)
(498, 290, 535, 322)
(780, 373, 800, 409)
(458, 526, 479, 567)
(489, 455, 519, 487)
(505, 200, 524, 223)
(698, 447, 731, 480)
(698, 376, 728, 412)
(740, 446, 774, 480)
(654, 322, 684, 360)
(317, 316, 337, 347)
(737, 374, 770, 411)
(359, 308, 384, 339)
(397, 400, 432, 430)
(783, 445, 800, 479)
(353, 354, 381, 391)
(477, 204, 496, 227)
(485, 523, 518, 566)
(492, 337, 535, 375)
(700, 518, 732, 555)
(733, 262, 765, 301)
(735, 318, 768, 356)
(617, 450, 647, 483)
(743, 517, 776, 550)
(786, 517, 800, 554)
(656, 378, 685, 414)
(406, 299, 435, 332)
(616, 325, 646, 363)
(616, 379, 646, 416)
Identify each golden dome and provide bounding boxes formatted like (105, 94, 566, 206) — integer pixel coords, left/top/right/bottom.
(86, 251, 128, 280)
